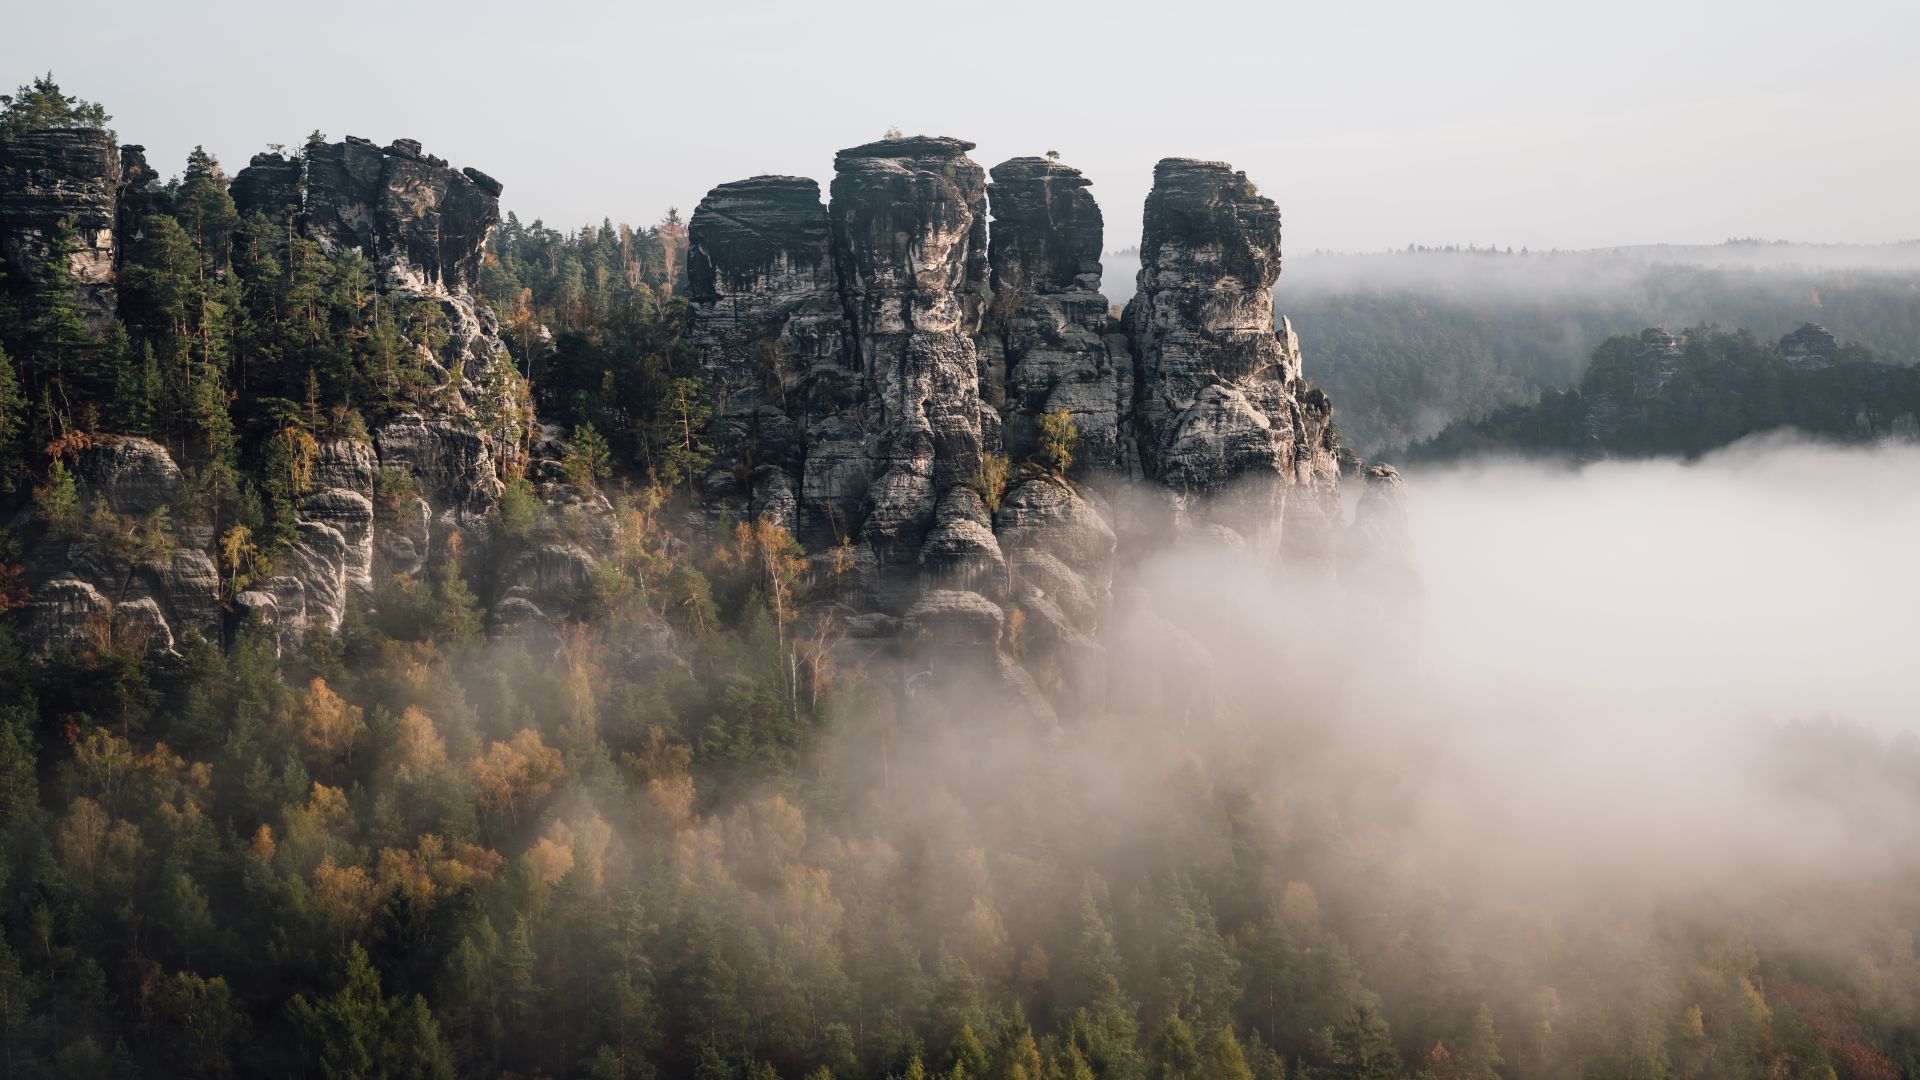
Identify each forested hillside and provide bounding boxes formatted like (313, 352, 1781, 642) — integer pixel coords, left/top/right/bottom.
(5, 76, 1920, 1080)
(1402, 324, 1920, 462)
(1262, 250, 1920, 453)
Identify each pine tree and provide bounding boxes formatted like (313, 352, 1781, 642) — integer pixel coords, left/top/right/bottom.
(0, 343, 26, 491)
(1149, 1014, 1202, 1080)
(0, 74, 110, 138)
(1199, 1026, 1257, 1080)
(1317, 1005, 1403, 1080)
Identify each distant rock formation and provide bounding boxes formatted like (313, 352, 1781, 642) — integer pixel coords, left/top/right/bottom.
(1780, 322, 1839, 368)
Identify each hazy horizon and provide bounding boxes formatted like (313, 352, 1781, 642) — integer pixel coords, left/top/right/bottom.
(6, 0, 1917, 252)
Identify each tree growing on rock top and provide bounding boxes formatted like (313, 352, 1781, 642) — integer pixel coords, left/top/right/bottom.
(0, 74, 110, 139)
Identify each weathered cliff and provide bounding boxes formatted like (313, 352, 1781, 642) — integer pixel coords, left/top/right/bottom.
(234, 137, 510, 394)
(1125, 157, 1342, 559)
(9, 129, 525, 656)
(686, 138, 1371, 719)
(985, 156, 1124, 470)
(830, 136, 996, 569)
(685, 175, 842, 538)
(0, 127, 123, 327)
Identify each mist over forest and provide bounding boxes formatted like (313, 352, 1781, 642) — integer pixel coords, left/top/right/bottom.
(1097, 244, 1920, 453)
(3, 67, 1920, 1080)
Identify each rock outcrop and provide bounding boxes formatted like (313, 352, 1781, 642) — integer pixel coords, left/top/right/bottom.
(984, 157, 1122, 469)
(687, 139, 1365, 718)
(74, 436, 182, 516)
(1781, 322, 1839, 368)
(685, 175, 843, 537)
(293, 136, 500, 294)
(234, 136, 509, 387)
(23, 539, 221, 658)
(8, 124, 541, 654)
(0, 127, 122, 327)
(228, 150, 303, 222)
(830, 136, 995, 567)
(1124, 158, 1341, 556)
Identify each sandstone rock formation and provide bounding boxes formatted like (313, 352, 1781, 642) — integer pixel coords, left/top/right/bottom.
(984, 156, 1121, 469)
(685, 175, 842, 537)
(228, 150, 302, 221)
(0, 127, 123, 327)
(73, 436, 182, 516)
(1124, 158, 1341, 556)
(687, 139, 1368, 718)
(1781, 322, 1839, 367)
(7, 129, 518, 654)
(234, 136, 510, 389)
(23, 538, 221, 658)
(830, 136, 995, 567)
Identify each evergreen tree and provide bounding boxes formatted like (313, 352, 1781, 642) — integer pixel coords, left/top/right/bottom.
(0, 74, 110, 138)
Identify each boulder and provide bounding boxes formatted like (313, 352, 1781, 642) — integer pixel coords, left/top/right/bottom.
(74, 436, 181, 516)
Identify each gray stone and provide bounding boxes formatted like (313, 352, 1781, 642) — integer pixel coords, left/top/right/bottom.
(300, 488, 375, 593)
(0, 128, 121, 328)
(75, 436, 181, 516)
(26, 577, 109, 653)
(1124, 158, 1341, 554)
(985, 156, 1121, 469)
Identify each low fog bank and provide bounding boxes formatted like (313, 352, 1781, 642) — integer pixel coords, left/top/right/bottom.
(825, 437, 1920, 1023)
(1102, 241, 1920, 307)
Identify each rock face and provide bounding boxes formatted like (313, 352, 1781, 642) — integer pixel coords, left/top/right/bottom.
(688, 139, 1364, 718)
(74, 436, 182, 516)
(1124, 158, 1341, 554)
(234, 136, 509, 387)
(10, 132, 514, 654)
(830, 136, 995, 566)
(0, 128, 122, 327)
(1781, 322, 1839, 368)
(228, 150, 303, 221)
(685, 176, 843, 537)
(23, 540, 221, 658)
(985, 157, 1122, 469)
(293, 136, 500, 294)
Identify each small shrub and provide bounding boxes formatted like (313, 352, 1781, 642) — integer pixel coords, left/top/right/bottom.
(968, 454, 1012, 513)
(1038, 409, 1078, 474)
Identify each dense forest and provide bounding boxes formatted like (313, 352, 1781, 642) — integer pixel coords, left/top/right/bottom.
(1401, 325, 1920, 462)
(5, 76, 1920, 1080)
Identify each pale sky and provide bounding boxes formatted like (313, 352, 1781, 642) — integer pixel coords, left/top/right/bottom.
(6, 0, 1917, 253)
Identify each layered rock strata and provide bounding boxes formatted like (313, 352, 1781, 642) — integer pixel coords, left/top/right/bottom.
(830, 136, 995, 567)
(0, 128, 123, 327)
(685, 176, 843, 537)
(984, 157, 1122, 469)
(9, 130, 521, 654)
(1124, 158, 1341, 554)
(687, 140, 1368, 716)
